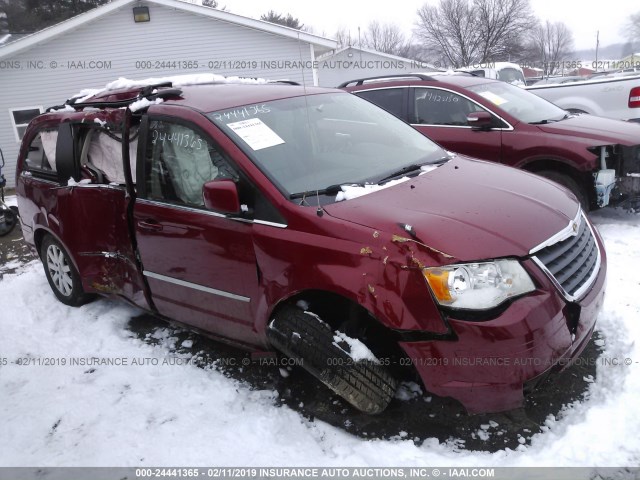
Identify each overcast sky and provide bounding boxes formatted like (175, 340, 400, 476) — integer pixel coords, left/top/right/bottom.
(219, 0, 636, 52)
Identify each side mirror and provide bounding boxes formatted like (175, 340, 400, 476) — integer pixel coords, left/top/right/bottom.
(202, 179, 240, 215)
(467, 111, 494, 131)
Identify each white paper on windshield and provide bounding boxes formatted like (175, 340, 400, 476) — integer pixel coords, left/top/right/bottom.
(227, 118, 284, 150)
(477, 91, 508, 106)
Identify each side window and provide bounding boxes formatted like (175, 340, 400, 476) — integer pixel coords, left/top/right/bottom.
(413, 88, 484, 126)
(144, 120, 238, 207)
(24, 130, 57, 175)
(10, 107, 43, 142)
(78, 127, 138, 184)
(355, 88, 405, 119)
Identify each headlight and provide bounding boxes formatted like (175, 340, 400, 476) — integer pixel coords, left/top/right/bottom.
(423, 259, 535, 310)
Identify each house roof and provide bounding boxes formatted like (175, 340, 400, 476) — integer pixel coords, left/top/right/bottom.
(0, 0, 337, 60)
(318, 46, 435, 68)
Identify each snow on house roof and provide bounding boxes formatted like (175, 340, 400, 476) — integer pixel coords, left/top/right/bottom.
(0, 0, 337, 61)
(0, 33, 30, 46)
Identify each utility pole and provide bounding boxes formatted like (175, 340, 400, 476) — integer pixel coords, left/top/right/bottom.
(594, 30, 600, 71)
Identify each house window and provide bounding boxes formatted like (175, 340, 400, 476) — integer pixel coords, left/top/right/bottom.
(9, 106, 43, 142)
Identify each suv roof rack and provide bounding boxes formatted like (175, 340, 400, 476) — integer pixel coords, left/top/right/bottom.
(338, 73, 436, 88)
(268, 79, 301, 86)
(46, 82, 183, 112)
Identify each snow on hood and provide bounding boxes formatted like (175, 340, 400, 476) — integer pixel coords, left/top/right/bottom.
(335, 165, 440, 202)
(325, 156, 579, 261)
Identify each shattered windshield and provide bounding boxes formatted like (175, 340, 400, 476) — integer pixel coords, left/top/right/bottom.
(208, 92, 446, 202)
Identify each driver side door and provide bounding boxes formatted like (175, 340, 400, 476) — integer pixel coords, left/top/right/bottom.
(133, 117, 260, 345)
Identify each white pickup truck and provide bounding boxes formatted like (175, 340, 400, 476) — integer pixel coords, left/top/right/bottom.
(527, 74, 640, 123)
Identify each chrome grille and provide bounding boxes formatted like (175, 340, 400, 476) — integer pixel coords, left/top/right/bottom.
(531, 212, 600, 301)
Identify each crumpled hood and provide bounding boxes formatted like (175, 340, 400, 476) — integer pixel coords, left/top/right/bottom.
(535, 114, 640, 145)
(324, 156, 580, 262)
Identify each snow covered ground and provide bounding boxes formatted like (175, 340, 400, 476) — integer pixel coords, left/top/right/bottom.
(0, 206, 638, 470)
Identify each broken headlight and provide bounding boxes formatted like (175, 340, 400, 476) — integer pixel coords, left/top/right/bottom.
(423, 260, 535, 310)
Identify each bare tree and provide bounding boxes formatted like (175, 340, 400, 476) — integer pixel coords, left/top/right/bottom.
(414, 0, 534, 68)
(362, 21, 411, 57)
(334, 27, 354, 48)
(624, 12, 640, 42)
(525, 21, 574, 76)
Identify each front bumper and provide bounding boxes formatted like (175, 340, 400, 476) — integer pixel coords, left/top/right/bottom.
(399, 254, 606, 414)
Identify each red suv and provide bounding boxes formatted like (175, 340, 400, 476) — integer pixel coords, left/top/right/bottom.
(341, 73, 640, 210)
(16, 76, 606, 415)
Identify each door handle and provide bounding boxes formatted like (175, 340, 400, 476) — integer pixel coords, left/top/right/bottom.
(137, 219, 163, 232)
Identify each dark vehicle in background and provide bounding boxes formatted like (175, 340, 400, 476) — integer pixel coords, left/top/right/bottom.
(16, 76, 606, 416)
(0, 147, 19, 236)
(341, 73, 640, 210)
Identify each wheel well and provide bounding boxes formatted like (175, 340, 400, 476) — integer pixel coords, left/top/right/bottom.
(273, 290, 413, 378)
(33, 229, 47, 258)
(522, 159, 592, 200)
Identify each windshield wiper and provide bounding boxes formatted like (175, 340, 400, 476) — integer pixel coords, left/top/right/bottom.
(375, 157, 448, 184)
(289, 182, 364, 199)
(529, 113, 570, 125)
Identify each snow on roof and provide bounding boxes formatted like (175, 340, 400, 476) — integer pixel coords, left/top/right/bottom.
(71, 73, 270, 103)
(105, 73, 268, 91)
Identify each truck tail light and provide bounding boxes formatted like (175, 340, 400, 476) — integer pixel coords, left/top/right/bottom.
(630, 87, 640, 108)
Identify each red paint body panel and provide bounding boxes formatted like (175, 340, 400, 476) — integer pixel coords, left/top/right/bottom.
(325, 156, 579, 260)
(401, 253, 606, 414)
(345, 78, 640, 181)
(15, 82, 608, 414)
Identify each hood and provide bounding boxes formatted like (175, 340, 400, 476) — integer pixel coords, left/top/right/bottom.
(535, 114, 640, 145)
(324, 156, 579, 261)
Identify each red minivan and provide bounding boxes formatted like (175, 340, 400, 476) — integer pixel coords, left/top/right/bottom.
(16, 76, 606, 415)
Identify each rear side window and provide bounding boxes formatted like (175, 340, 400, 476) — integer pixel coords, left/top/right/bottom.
(24, 130, 57, 174)
(355, 88, 405, 119)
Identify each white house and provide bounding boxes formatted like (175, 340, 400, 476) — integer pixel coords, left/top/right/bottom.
(316, 46, 435, 87)
(0, 0, 337, 187)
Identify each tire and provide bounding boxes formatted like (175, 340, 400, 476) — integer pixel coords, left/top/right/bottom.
(0, 205, 17, 237)
(267, 305, 397, 415)
(537, 170, 589, 211)
(41, 235, 93, 307)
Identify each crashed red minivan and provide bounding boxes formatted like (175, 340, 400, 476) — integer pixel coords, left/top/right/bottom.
(16, 75, 606, 415)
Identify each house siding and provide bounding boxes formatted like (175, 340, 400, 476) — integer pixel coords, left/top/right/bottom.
(317, 48, 419, 87)
(0, 2, 319, 187)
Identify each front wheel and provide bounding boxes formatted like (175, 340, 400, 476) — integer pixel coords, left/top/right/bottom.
(267, 305, 397, 415)
(537, 170, 589, 211)
(0, 205, 17, 237)
(41, 235, 94, 306)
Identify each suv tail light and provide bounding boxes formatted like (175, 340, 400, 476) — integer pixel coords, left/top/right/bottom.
(630, 87, 640, 108)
